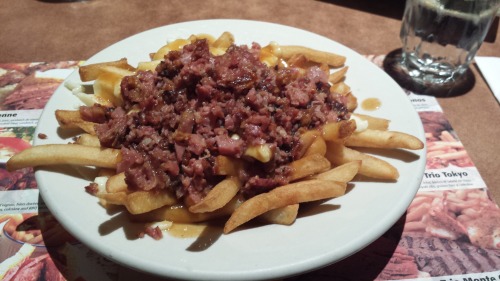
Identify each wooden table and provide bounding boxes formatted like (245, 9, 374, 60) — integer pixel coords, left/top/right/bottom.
(0, 0, 499, 277)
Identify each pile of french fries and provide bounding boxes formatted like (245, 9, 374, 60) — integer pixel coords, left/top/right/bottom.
(426, 130, 472, 168)
(6, 32, 424, 237)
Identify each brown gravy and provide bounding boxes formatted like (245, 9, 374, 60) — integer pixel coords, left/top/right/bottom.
(361, 98, 381, 111)
(167, 223, 208, 238)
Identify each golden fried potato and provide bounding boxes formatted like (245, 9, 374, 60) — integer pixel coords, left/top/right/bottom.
(189, 176, 241, 213)
(125, 190, 177, 215)
(345, 129, 424, 150)
(308, 161, 361, 183)
(279, 46, 346, 67)
(106, 172, 127, 193)
(322, 120, 356, 141)
(224, 179, 346, 233)
(6, 144, 121, 171)
(259, 204, 299, 225)
(352, 113, 390, 131)
(289, 154, 331, 181)
(79, 58, 134, 82)
(325, 142, 399, 180)
(328, 66, 348, 84)
(55, 110, 97, 135)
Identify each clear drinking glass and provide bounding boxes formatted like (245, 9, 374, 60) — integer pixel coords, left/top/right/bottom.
(399, 0, 500, 86)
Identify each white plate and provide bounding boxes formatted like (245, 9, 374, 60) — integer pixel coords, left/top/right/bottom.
(34, 19, 426, 281)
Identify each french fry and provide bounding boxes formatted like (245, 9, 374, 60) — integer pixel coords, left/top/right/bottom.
(308, 161, 361, 182)
(189, 176, 241, 213)
(330, 82, 351, 95)
(55, 110, 97, 135)
(75, 122, 97, 135)
(328, 66, 348, 84)
(79, 58, 134, 82)
(130, 197, 243, 223)
(6, 144, 121, 171)
(75, 133, 101, 147)
(213, 155, 243, 176)
(286, 54, 329, 73)
(212, 31, 235, 49)
(137, 60, 161, 71)
(97, 192, 128, 205)
(93, 66, 135, 106)
(155, 33, 221, 59)
(345, 92, 358, 112)
(125, 190, 177, 214)
(297, 130, 322, 158)
(322, 119, 356, 141)
(188, 34, 216, 43)
(152, 38, 191, 60)
(259, 42, 280, 66)
(287, 53, 312, 70)
(259, 204, 299, 225)
(55, 109, 83, 125)
(345, 129, 424, 150)
(279, 46, 346, 67)
(106, 172, 127, 193)
(99, 66, 135, 78)
(325, 142, 399, 180)
(303, 136, 327, 157)
(224, 179, 346, 233)
(289, 153, 331, 181)
(244, 144, 273, 163)
(318, 62, 330, 74)
(352, 113, 390, 131)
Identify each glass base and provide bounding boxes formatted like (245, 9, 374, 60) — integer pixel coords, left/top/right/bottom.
(382, 49, 475, 97)
(401, 53, 467, 85)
